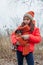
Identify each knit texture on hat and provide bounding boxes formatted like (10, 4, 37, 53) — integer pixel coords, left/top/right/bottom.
(24, 11, 34, 20)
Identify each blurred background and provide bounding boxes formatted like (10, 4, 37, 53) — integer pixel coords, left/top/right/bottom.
(0, 0, 43, 65)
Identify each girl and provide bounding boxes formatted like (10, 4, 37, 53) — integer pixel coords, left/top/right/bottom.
(11, 11, 41, 65)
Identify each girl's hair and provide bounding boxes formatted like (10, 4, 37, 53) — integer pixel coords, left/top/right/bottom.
(28, 20, 35, 33)
(21, 20, 35, 33)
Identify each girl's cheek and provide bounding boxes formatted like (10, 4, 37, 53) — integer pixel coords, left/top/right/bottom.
(27, 20, 30, 23)
(23, 20, 27, 23)
(28, 20, 30, 22)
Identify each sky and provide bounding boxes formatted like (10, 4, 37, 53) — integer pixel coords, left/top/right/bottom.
(0, 0, 43, 36)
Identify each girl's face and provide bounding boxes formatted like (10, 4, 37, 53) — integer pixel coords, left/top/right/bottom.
(23, 16, 31, 25)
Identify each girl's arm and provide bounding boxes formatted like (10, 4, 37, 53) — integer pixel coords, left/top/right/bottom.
(21, 28, 41, 44)
(10, 32, 17, 45)
(29, 28, 41, 43)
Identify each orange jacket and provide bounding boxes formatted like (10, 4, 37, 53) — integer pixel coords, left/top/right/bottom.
(10, 26, 41, 55)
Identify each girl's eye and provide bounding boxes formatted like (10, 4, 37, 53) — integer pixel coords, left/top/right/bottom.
(23, 19, 26, 20)
(23, 18, 26, 20)
(27, 19, 29, 20)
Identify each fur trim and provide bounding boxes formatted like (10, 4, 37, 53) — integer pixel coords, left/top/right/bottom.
(24, 14, 33, 20)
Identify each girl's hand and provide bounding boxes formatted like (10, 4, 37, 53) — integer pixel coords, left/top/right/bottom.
(21, 35, 29, 40)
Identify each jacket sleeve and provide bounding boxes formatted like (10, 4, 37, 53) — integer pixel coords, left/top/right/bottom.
(29, 28, 42, 43)
(10, 32, 17, 45)
(10, 25, 21, 44)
